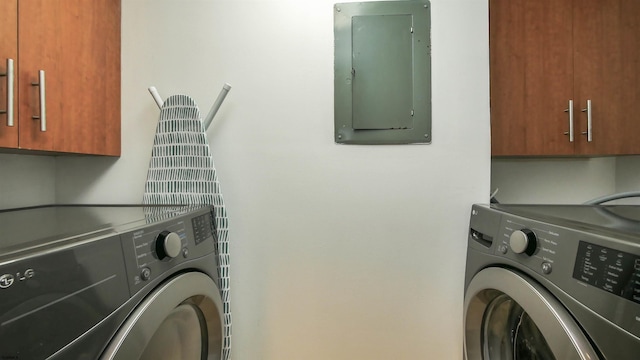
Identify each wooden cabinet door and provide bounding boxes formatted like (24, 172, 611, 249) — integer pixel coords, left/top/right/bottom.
(490, 0, 574, 156)
(18, 0, 120, 155)
(574, 0, 640, 155)
(0, 0, 18, 148)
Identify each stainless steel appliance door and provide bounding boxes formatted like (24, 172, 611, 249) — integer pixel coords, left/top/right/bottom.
(101, 272, 223, 360)
(464, 267, 599, 360)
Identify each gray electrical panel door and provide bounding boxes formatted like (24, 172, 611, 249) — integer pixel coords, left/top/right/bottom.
(334, 1, 431, 144)
(352, 15, 413, 130)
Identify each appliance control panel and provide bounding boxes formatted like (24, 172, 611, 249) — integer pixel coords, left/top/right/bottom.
(573, 241, 640, 305)
(119, 209, 216, 295)
(486, 215, 564, 279)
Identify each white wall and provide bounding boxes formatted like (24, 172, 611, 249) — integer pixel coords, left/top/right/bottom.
(616, 156, 640, 191)
(491, 158, 617, 204)
(611, 156, 640, 204)
(66, 0, 491, 359)
(0, 154, 55, 208)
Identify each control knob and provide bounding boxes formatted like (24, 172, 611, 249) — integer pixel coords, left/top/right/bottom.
(509, 229, 537, 256)
(156, 231, 182, 259)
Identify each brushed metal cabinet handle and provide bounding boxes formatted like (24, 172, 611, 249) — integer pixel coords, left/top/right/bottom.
(563, 99, 574, 142)
(0, 58, 14, 127)
(581, 99, 592, 142)
(31, 70, 46, 132)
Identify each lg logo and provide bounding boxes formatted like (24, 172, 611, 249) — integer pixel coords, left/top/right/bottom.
(0, 274, 14, 289)
(0, 269, 35, 289)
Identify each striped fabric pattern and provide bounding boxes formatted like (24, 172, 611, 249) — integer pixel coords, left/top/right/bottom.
(143, 94, 231, 360)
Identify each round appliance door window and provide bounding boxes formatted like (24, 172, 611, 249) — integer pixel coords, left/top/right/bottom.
(464, 267, 598, 360)
(482, 294, 554, 359)
(139, 303, 208, 359)
(101, 272, 224, 360)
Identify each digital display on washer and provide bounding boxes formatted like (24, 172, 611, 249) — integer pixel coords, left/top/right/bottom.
(573, 241, 640, 304)
(192, 213, 214, 245)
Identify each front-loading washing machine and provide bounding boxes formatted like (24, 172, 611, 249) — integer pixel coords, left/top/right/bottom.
(0, 204, 224, 360)
(465, 204, 640, 359)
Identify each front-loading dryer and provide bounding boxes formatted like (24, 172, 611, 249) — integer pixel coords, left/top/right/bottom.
(0, 205, 224, 360)
(465, 204, 640, 359)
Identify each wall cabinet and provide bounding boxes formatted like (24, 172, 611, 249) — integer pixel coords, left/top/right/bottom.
(0, 0, 120, 156)
(490, 0, 640, 157)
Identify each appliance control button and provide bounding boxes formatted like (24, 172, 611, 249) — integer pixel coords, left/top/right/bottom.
(182, 248, 189, 258)
(141, 267, 152, 281)
(497, 245, 508, 254)
(156, 231, 182, 259)
(509, 229, 537, 256)
(541, 262, 552, 275)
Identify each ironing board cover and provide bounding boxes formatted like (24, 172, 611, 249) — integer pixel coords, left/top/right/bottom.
(143, 94, 231, 360)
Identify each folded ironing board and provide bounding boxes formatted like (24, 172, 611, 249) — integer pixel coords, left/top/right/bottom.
(143, 94, 231, 360)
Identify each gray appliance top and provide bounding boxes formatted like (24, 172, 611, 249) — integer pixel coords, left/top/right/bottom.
(0, 204, 205, 261)
(491, 204, 640, 239)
